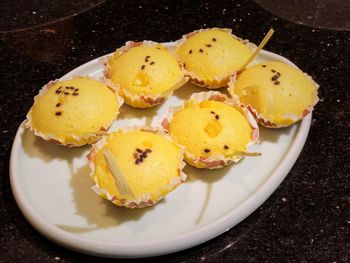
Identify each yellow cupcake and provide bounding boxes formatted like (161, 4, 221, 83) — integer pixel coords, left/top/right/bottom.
(228, 61, 319, 127)
(176, 28, 255, 89)
(161, 91, 259, 169)
(25, 77, 123, 147)
(105, 41, 187, 108)
(87, 127, 186, 208)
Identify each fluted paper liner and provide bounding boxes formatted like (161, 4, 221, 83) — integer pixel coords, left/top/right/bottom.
(227, 66, 320, 128)
(103, 41, 188, 108)
(175, 28, 257, 89)
(87, 126, 187, 208)
(160, 91, 260, 169)
(25, 77, 124, 147)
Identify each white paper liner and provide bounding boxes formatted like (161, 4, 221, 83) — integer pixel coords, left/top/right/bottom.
(25, 76, 124, 147)
(87, 126, 187, 208)
(227, 66, 320, 128)
(103, 40, 188, 108)
(175, 28, 257, 89)
(160, 91, 260, 169)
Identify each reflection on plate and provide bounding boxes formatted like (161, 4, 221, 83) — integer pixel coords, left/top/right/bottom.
(10, 46, 310, 258)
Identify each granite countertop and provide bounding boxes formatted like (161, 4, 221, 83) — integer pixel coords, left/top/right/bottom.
(1, 0, 349, 262)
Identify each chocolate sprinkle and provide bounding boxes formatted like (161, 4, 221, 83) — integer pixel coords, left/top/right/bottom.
(189, 49, 192, 54)
(135, 159, 140, 164)
(212, 38, 217, 42)
(146, 149, 152, 153)
(199, 48, 203, 53)
(271, 69, 276, 73)
(215, 114, 220, 120)
(136, 148, 142, 153)
(206, 44, 212, 47)
(55, 90, 61, 94)
(204, 148, 210, 153)
(224, 145, 229, 149)
(271, 75, 279, 81)
(150, 61, 155, 65)
(64, 92, 69, 95)
(141, 65, 145, 70)
(55, 111, 62, 116)
(72, 92, 79, 96)
(141, 152, 147, 158)
(274, 81, 280, 85)
(262, 65, 267, 67)
(56, 103, 61, 107)
(133, 153, 138, 159)
(210, 111, 215, 114)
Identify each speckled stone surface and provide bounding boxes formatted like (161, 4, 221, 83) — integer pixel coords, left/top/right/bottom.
(0, 0, 349, 262)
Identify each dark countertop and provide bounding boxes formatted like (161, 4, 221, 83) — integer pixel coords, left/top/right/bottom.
(1, 0, 349, 262)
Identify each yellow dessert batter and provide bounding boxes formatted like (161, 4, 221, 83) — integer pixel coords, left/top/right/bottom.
(26, 77, 121, 146)
(107, 42, 185, 108)
(166, 94, 256, 169)
(229, 61, 319, 127)
(89, 129, 186, 208)
(177, 28, 253, 88)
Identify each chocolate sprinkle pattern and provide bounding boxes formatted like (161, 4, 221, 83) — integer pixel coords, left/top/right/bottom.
(54, 85, 80, 116)
(141, 55, 156, 69)
(134, 148, 152, 164)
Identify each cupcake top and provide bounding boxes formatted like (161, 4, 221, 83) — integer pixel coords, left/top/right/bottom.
(105, 41, 185, 108)
(176, 28, 254, 88)
(162, 92, 259, 169)
(88, 128, 186, 208)
(25, 77, 122, 146)
(228, 61, 319, 127)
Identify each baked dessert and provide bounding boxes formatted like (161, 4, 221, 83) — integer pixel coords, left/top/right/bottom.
(104, 41, 187, 108)
(161, 91, 259, 169)
(228, 61, 319, 127)
(87, 127, 186, 208)
(25, 76, 123, 147)
(176, 28, 255, 89)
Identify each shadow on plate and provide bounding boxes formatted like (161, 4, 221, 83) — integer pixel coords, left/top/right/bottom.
(61, 164, 155, 233)
(183, 163, 232, 224)
(259, 124, 295, 143)
(116, 103, 162, 127)
(184, 164, 231, 184)
(22, 128, 87, 176)
(173, 82, 208, 100)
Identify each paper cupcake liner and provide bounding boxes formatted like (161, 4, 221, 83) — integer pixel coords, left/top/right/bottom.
(87, 126, 187, 208)
(160, 91, 260, 169)
(227, 68, 320, 128)
(175, 28, 257, 89)
(103, 41, 188, 108)
(25, 76, 124, 147)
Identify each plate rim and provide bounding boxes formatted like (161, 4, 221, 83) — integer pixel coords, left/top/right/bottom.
(10, 49, 311, 258)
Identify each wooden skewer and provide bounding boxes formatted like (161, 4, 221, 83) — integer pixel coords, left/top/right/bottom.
(103, 149, 136, 199)
(239, 28, 275, 71)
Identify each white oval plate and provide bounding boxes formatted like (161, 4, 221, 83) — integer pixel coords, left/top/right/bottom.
(10, 45, 311, 258)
